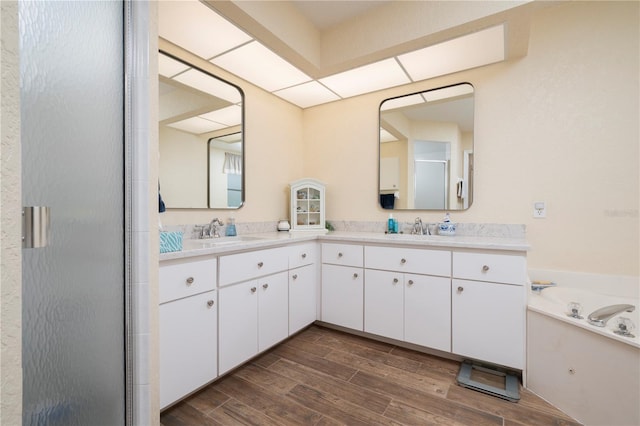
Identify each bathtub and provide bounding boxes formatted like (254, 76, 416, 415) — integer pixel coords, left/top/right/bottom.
(527, 286, 640, 425)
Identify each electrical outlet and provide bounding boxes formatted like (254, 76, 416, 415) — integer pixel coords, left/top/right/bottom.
(533, 202, 546, 218)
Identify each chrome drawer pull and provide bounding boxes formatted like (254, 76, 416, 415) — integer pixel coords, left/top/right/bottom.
(482, 265, 490, 272)
(338, 252, 343, 258)
(393, 278, 399, 284)
(292, 274, 298, 280)
(457, 286, 464, 292)
(207, 300, 214, 308)
(353, 273, 358, 278)
(186, 277, 194, 285)
(263, 283, 269, 289)
(400, 258, 407, 264)
(250, 287, 257, 293)
(301, 253, 307, 258)
(407, 280, 414, 286)
(257, 261, 264, 268)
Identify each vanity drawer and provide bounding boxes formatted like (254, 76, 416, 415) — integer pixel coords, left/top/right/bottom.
(453, 252, 526, 285)
(159, 257, 217, 304)
(322, 243, 363, 267)
(288, 242, 317, 269)
(365, 246, 451, 277)
(219, 247, 288, 286)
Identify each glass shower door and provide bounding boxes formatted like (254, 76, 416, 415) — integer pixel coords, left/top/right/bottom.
(20, 1, 126, 424)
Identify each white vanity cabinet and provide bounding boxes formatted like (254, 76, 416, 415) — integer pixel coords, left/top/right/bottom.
(159, 257, 217, 409)
(321, 243, 364, 330)
(451, 251, 527, 369)
(364, 246, 451, 351)
(218, 248, 290, 374)
(288, 243, 318, 335)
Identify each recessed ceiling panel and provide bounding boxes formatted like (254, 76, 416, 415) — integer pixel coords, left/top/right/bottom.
(273, 81, 341, 108)
(159, 1, 252, 59)
(211, 41, 312, 92)
(167, 116, 227, 135)
(319, 58, 411, 98)
(398, 25, 505, 82)
(173, 69, 242, 104)
(159, 54, 190, 78)
(199, 105, 242, 127)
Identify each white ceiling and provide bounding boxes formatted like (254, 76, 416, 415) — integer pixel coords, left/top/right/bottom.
(159, 1, 516, 110)
(290, 0, 391, 30)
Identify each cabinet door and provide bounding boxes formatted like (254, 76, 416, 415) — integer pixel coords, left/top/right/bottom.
(452, 279, 525, 369)
(364, 269, 404, 341)
(219, 281, 258, 374)
(404, 274, 451, 352)
(289, 264, 317, 335)
(321, 264, 363, 331)
(258, 272, 289, 352)
(159, 290, 217, 409)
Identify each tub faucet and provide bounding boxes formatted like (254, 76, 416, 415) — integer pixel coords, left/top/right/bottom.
(587, 304, 635, 327)
(411, 217, 424, 235)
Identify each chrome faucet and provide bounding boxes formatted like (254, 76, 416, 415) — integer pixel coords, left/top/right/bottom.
(587, 304, 635, 327)
(208, 218, 224, 238)
(531, 281, 558, 293)
(411, 217, 424, 235)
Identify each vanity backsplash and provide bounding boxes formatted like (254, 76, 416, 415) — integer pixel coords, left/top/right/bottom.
(162, 220, 526, 240)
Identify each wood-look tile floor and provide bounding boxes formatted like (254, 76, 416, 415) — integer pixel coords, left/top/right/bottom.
(161, 325, 582, 426)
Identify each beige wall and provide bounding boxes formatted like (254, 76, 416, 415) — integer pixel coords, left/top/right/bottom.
(304, 1, 639, 276)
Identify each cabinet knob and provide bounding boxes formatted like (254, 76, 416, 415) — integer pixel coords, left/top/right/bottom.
(292, 274, 298, 280)
(457, 286, 464, 292)
(353, 273, 359, 279)
(250, 287, 257, 293)
(301, 253, 307, 259)
(263, 283, 269, 289)
(408, 280, 414, 286)
(393, 278, 399, 284)
(338, 252, 343, 258)
(207, 300, 214, 308)
(482, 265, 490, 272)
(185, 277, 194, 285)
(400, 258, 407, 264)
(257, 261, 264, 268)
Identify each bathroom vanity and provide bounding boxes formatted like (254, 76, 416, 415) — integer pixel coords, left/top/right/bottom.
(159, 229, 528, 409)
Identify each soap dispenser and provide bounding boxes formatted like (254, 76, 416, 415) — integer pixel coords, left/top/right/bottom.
(225, 218, 237, 237)
(388, 214, 398, 234)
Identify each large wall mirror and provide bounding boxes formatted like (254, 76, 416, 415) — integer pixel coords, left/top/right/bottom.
(379, 83, 474, 211)
(159, 51, 244, 209)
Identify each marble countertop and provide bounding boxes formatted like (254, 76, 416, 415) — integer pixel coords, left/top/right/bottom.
(160, 230, 530, 261)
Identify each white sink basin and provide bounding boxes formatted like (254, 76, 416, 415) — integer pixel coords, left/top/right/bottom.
(182, 235, 264, 249)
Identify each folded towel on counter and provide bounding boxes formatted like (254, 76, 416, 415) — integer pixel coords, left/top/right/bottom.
(160, 231, 182, 253)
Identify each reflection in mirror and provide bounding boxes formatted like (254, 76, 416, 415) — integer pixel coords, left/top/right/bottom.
(209, 133, 242, 208)
(159, 51, 244, 209)
(379, 83, 474, 211)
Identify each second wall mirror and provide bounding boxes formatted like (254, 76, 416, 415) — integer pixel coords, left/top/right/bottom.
(159, 51, 244, 209)
(379, 83, 474, 211)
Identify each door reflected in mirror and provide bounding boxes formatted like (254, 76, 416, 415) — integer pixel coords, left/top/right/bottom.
(379, 83, 474, 211)
(159, 51, 244, 209)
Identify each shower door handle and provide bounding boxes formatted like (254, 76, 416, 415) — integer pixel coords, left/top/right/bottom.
(22, 206, 50, 248)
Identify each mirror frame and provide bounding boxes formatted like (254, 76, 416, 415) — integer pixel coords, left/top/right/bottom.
(378, 82, 474, 211)
(159, 50, 245, 210)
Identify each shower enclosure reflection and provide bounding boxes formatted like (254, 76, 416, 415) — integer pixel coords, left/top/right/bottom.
(379, 83, 474, 210)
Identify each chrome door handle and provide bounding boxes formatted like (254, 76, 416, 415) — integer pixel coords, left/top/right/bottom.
(263, 283, 269, 289)
(207, 300, 214, 308)
(250, 287, 257, 293)
(186, 277, 194, 285)
(257, 262, 264, 268)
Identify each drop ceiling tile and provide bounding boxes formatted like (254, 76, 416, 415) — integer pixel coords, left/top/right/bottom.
(398, 25, 505, 82)
(273, 81, 341, 108)
(167, 116, 227, 135)
(173, 69, 243, 104)
(159, 1, 252, 59)
(319, 58, 411, 99)
(199, 105, 242, 127)
(159, 54, 190, 78)
(381, 93, 425, 111)
(211, 41, 312, 92)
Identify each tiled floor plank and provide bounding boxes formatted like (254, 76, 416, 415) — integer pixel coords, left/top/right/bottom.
(161, 326, 582, 426)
